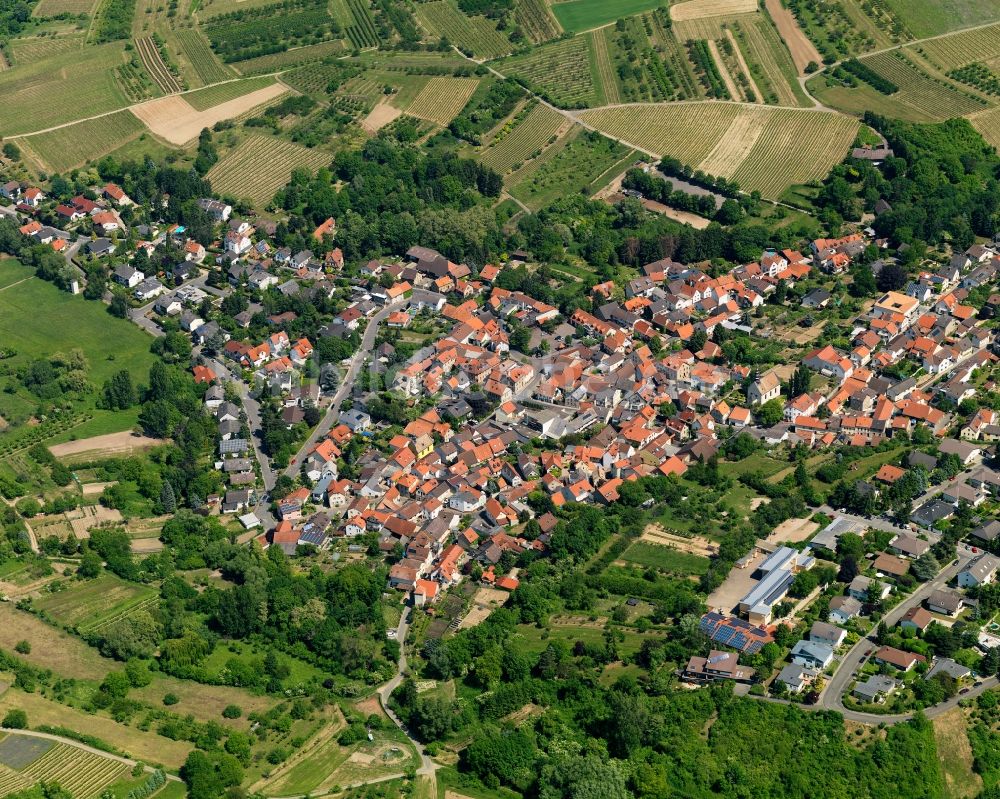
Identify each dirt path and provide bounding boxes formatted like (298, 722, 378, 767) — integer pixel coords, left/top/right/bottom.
(764, 0, 821, 74)
(0, 276, 33, 292)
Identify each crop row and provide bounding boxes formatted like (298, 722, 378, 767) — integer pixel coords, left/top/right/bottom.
(415, 1, 511, 61)
(501, 36, 597, 108)
(208, 135, 332, 204)
(480, 102, 563, 173)
(21, 744, 127, 798)
(136, 36, 182, 94)
(203, 0, 339, 62)
(513, 0, 560, 44)
(406, 76, 479, 125)
(948, 62, 1000, 97)
(175, 29, 233, 85)
(861, 51, 988, 116)
(345, 0, 379, 48)
(917, 22, 1000, 71)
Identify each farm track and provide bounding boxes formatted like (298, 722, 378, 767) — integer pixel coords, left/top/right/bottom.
(706, 39, 740, 100)
(725, 29, 762, 103)
(135, 37, 181, 94)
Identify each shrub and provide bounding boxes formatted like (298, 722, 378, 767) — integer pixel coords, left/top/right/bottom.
(163, 693, 180, 705)
(14, 640, 31, 654)
(3, 709, 28, 728)
(222, 704, 242, 719)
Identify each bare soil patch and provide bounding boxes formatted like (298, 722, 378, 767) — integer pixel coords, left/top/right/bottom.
(81, 481, 116, 496)
(361, 101, 402, 134)
(764, 0, 821, 74)
(768, 516, 818, 545)
(458, 585, 510, 629)
(130, 83, 287, 145)
(640, 524, 716, 556)
(49, 432, 164, 460)
(68, 506, 123, 538)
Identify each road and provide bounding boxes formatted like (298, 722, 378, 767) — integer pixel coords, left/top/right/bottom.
(818, 545, 977, 721)
(377, 605, 439, 794)
(0, 728, 182, 782)
(278, 299, 405, 484)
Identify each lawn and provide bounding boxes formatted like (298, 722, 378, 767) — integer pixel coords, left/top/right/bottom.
(0, 258, 32, 289)
(200, 638, 328, 688)
(513, 622, 655, 658)
(0, 264, 155, 430)
(550, 0, 663, 33)
(131, 673, 279, 729)
(620, 541, 711, 575)
(31, 573, 157, 633)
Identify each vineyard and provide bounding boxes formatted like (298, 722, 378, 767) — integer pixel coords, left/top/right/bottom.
(859, 51, 989, 118)
(479, 102, 564, 173)
(31, 0, 98, 15)
(18, 110, 146, 173)
(645, 10, 700, 99)
(589, 29, 618, 104)
(731, 15, 809, 106)
(0, 44, 132, 137)
(508, 128, 633, 210)
(971, 106, 1000, 150)
(32, 573, 158, 633)
(174, 29, 233, 85)
(17, 743, 127, 798)
(916, 22, 1000, 71)
(414, 1, 512, 60)
(344, 0, 379, 49)
(282, 62, 358, 98)
(135, 36, 182, 93)
(184, 75, 275, 110)
(232, 39, 345, 74)
(578, 103, 858, 199)
(405, 76, 479, 125)
(500, 36, 598, 108)
(670, 0, 756, 22)
(6, 35, 84, 65)
(208, 135, 332, 204)
(202, 0, 340, 63)
(513, 0, 560, 44)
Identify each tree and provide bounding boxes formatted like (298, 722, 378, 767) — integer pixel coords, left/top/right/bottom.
(688, 329, 707, 353)
(756, 398, 784, 427)
(100, 611, 160, 660)
(2, 709, 27, 728)
(160, 481, 177, 513)
(876, 262, 908, 292)
(102, 370, 137, 410)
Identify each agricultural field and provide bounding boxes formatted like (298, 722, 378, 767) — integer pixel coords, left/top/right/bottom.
(785, 0, 906, 62)
(578, 103, 858, 199)
(31, 0, 99, 16)
(414, 0, 512, 60)
(549, 0, 662, 33)
(16, 110, 146, 173)
(135, 36, 182, 94)
(881, 0, 1000, 38)
(671, 0, 757, 22)
(971, 106, 1000, 150)
(514, 0, 561, 44)
(842, 51, 991, 120)
(0, 738, 128, 799)
(404, 76, 478, 125)
(731, 14, 810, 106)
(201, 0, 341, 65)
(233, 39, 346, 75)
(499, 35, 599, 108)
(478, 102, 565, 173)
(170, 28, 235, 86)
(343, 0, 380, 49)
(281, 62, 357, 98)
(207, 134, 333, 205)
(915, 22, 1000, 72)
(6, 34, 85, 65)
(198, 0, 278, 17)
(0, 692, 193, 769)
(31, 573, 158, 634)
(0, 43, 132, 137)
(183, 74, 275, 110)
(508, 127, 635, 210)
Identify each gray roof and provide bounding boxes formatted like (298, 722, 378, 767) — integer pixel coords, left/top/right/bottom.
(854, 675, 898, 701)
(790, 639, 834, 665)
(926, 657, 971, 681)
